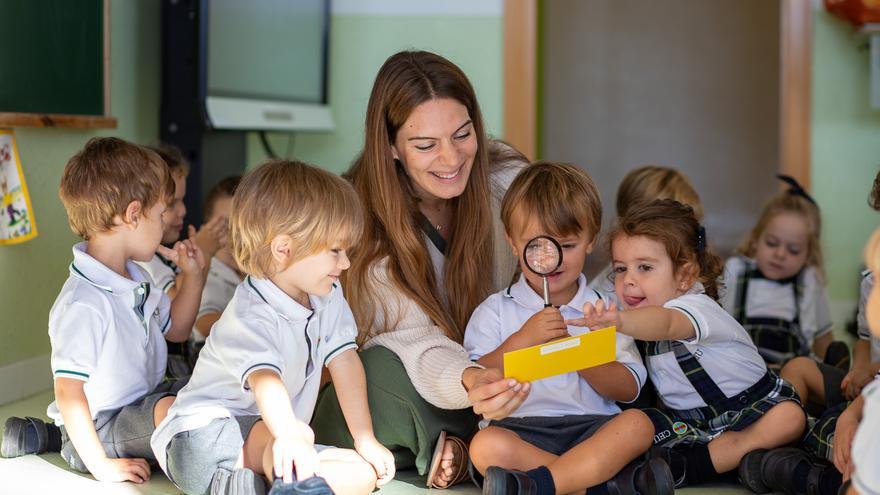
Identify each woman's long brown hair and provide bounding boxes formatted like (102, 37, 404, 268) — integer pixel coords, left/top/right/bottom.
(344, 51, 494, 345)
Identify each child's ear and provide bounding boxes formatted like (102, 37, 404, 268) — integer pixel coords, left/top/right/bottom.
(270, 234, 293, 266)
(585, 235, 596, 255)
(676, 260, 699, 292)
(122, 201, 142, 229)
(390, 143, 400, 162)
(504, 232, 518, 258)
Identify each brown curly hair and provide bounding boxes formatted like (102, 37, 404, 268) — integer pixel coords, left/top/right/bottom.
(608, 199, 724, 300)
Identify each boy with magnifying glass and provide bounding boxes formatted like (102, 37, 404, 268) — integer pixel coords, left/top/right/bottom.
(463, 162, 671, 495)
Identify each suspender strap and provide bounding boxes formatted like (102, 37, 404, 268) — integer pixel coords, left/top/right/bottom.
(669, 341, 729, 408)
(416, 213, 447, 255)
(733, 267, 751, 323)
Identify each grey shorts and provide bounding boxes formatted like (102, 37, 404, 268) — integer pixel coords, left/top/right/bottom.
(488, 414, 615, 456)
(60, 378, 188, 473)
(165, 415, 262, 495)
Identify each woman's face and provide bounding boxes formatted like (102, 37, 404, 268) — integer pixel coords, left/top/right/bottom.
(391, 97, 478, 203)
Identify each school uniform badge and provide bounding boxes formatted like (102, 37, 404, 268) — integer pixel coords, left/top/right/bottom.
(672, 422, 688, 435)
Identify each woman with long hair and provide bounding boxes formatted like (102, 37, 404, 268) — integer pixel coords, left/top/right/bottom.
(312, 50, 530, 488)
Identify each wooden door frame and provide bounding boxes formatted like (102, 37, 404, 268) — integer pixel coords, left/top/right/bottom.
(504, 0, 813, 187)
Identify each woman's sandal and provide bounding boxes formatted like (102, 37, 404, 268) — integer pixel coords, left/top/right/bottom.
(426, 430, 471, 489)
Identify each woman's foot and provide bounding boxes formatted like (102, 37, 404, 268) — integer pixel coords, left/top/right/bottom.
(427, 431, 469, 488)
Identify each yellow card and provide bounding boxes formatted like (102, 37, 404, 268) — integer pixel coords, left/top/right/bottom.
(503, 326, 616, 382)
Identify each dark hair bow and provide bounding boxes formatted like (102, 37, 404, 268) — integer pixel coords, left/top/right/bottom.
(696, 226, 706, 252)
(777, 174, 817, 207)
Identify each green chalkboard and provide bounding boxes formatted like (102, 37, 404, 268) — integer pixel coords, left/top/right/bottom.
(0, 0, 104, 116)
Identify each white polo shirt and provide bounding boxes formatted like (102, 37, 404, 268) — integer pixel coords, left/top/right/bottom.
(856, 270, 880, 363)
(720, 256, 833, 348)
(151, 276, 358, 472)
(464, 274, 646, 418)
(852, 376, 880, 495)
(647, 292, 768, 411)
(47, 243, 171, 424)
(135, 253, 179, 293)
(191, 257, 242, 342)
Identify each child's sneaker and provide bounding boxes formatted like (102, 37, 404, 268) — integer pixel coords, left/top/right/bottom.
(268, 477, 334, 495)
(1, 416, 61, 458)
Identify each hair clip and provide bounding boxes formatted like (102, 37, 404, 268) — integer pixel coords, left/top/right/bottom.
(695, 225, 706, 252)
(777, 174, 817, 207)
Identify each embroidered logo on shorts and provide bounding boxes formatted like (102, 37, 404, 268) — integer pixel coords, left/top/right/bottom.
(672, 422, 688, 435)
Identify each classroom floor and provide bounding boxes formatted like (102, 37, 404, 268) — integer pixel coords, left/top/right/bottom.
(0, 390, 763, 495)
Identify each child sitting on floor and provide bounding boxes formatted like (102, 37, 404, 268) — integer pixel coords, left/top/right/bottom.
(464, 162, 671, 495)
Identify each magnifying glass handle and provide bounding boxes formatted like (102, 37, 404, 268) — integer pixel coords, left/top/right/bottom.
(542, 276, 551, 307)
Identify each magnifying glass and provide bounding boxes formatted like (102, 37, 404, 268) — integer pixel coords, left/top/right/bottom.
(523, 235, 563, 307)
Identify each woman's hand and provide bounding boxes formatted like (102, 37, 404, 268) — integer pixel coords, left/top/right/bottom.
(462, 368, 530, 420)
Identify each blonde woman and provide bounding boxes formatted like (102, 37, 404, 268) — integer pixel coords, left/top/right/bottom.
(312, 51, 529, 488)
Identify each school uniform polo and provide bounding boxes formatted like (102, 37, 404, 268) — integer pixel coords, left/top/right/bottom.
(648, 292, 768, 411)
(857, 270, 880, 362)
(720, 256, 832, 358)
(191, 257, 242, 342)
(464, 274, 646, 418)
(852, 376, 880, 495)
(47, 242, 171, 423)
(151, 275, 358, 473)
(135, 253, 179, 293)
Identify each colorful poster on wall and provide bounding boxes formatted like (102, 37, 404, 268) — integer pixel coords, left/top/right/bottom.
(0, 129, 38, 245)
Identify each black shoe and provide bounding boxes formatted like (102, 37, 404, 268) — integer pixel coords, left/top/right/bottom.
(269, 476, 334, 495)
(738, 447, 824, 495)
(645, 446, 687, 488)
(738, 449, 771, 493)
(483, 466, 537, 495)
(824, 341, 850, 371)
(1, 416, 60, 458)
(607, 458, 674, 495)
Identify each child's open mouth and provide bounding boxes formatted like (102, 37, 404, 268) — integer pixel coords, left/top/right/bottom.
(623, 295, 646, 308)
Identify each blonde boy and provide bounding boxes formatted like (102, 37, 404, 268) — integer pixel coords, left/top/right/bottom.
(151, 160, 394, 495)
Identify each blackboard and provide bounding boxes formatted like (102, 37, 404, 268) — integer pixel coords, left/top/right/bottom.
(0, 0, 105, 117)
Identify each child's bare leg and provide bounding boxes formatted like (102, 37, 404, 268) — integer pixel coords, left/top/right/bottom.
(153, 396, 175, 427)
(706, 401, 805, 473)
(780, 357, 825, 404)
(314, 448, 378, 495)
(548, 409, 653, 494)
(469, 426, 557, 474)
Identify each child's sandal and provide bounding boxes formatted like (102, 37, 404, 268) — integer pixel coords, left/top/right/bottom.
(426, 431, 471, 489)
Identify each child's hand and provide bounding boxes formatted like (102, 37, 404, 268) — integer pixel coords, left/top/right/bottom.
(565, 300, 619, 329)
(841, 366, 874, 401)
(158, 238, 206, 277)
(272, 434, 320, 484)
(833, 408, 859, 481)
(355, 437, 396, 486)
(513, 307, 568, 348)
(192, 217, 228, 259)
(89, 456, 152, 483)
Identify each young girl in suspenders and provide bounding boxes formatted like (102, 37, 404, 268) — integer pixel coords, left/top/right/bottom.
(567, 199, 806, 489)
(720, 176, 844, 369)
